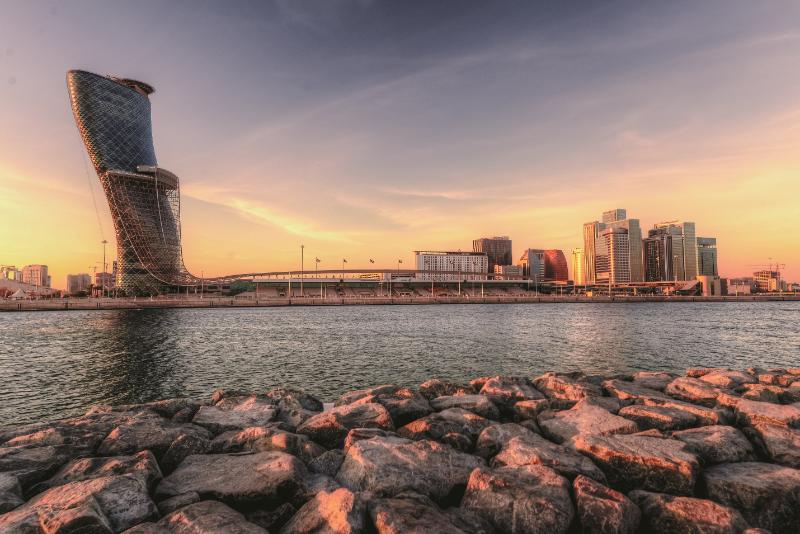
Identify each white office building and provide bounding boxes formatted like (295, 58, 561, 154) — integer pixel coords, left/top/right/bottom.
(414, 251, 488, 281)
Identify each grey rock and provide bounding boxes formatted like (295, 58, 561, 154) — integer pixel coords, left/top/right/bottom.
(746, 423, 800, 468)
(265, 386, 324, 412)
(160, 433, 210, 474)
(0, 474, 157, 533)
(700, 370, 758, 389)
(741, 384, 784, 403)
(156, 491, 200, 515)
(297, 402, 394, 449)
(532, 372, 602, 404)
(343, 428, 397, 451)
(474, 423, 538, 459)
(155, 451, 306, 508)
(247, 503, 296, 532)
(461, 465, 574, 534)
(572, 475, 640, 534)
(538, 402, 639, 444)
(430, 395, 501, 420)
(478, 376, 544, 408)
(397, 408, 492, 452)
(336, 436, 484, 504)
(617, 404, 698, 431)
(631, 371, 676, 392)
(0, 444, 72, 492)
(602, 379, 669, 404)
(512, 399, 550, 420)
(97, 411, 211, 459)
(156, 500, 266, 533)
(672, 425, 754, 465)
(665, 377, 725, 407)
(209, 426, 325, 463)
(309, 449, 346, 477)
(492, 435, 607, 483)
(572, 434, 700, 495)
(369, 492, 492, 534)
(36, 450, 162, 493)
(640, 396, 727, 426)
(418, 379, 473, 400)
(703, 462, 800, 534)
(280, 488, 367, 534)
(0, 473, 23, 514)
(192, 395, 278, 434)
(629, 490, 749, 534)
(735, 399, 800, 428)
(335, 385, 432, 427)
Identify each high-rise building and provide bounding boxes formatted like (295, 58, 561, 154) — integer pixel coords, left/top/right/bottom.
(644, 228, 673, 282)
(572, 248, 585, 286)
(22, 265, 49, 287)
(653, 221, 697, 281)
(543, 250, 569, 282)
(697, 237, 718, 277)
(473, 236, 512, 272)
(68, 70, 200, 295)
(66, 273, 92, 295)
(583, 209, 643, 283)
(519, 249, 545, 280)
(95, 272, 114, 292)
(595, 227, 631, 283)
(414, 251, 488, 281)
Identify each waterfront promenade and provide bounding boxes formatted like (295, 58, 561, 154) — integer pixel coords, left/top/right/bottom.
(2, 293, 798, 312)
(1, 366, 799, 532)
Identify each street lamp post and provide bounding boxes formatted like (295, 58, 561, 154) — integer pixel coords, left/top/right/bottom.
(300, 245, 304, 297)
(101, 239, 107, 298)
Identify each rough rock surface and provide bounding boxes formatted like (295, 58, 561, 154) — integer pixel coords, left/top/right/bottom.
(139, 499, 267, 533)
(532, 372, 602, 404)
(461, 465, 574, 534)
(36, 450, 162, 493)
(418, 379, 473, 401)
(478, 376, 544, 407)
(192, 395, 278, 434)
(746, 423, 800, 467)
(97, 412, 211, 459)
(209, 426, 325, 463)
(539, 402, 639, 444)
(430, 395, 501, 420)
(632, 371, 676, 392)
(297, 402, 394, 449)
(335, 385, 432, 427)
(0, 473, 23, 514)
(156, 451, 307, 508)
(618, 404, 697, 431)
(672, 425, 754, 464)
(336, 436, 484, 503)
(397, 408, 491, 451)
(369, 492, 493, 534)
(629, 490, 749, 533)
(474, 423, 538, 459)
(280, 488, 367, 534)
(665, 377, 724, 407)
(572, 434, 700, 495)
(735, 399, 800, 428)
(492, 435, 607, 482)
(703, 462, 800, 534)
(573, 475, 640, 534)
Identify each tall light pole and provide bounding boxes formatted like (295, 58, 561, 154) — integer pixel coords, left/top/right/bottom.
(300, 244, 304, 297)
(316, 257, 321, 297)
(101, 239, 107, 298)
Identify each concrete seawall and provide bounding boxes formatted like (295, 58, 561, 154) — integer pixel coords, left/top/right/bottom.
(2, 294, 799, 312)
(1, 367, 800, 532)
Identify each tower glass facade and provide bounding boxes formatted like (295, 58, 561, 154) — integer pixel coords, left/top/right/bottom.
(68, 70, 199, 295)
(473, 236, 512, 272)
(697, 237, 718, 277)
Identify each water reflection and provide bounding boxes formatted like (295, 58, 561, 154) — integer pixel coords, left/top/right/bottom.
(0, 302, 798, 425)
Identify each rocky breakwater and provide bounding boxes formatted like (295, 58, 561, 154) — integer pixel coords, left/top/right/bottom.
(2, 369, 800, 533)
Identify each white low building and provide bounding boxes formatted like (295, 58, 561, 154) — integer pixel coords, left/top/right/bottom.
(414, 251, 488, 281)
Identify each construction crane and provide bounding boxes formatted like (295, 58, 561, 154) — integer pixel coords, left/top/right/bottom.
(748, 259, 787, 293)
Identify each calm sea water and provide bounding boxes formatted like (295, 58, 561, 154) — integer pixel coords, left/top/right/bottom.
(1, 302, 799, 426)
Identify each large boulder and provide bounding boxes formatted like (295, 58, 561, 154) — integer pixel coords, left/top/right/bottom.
(740, 384, 784, 403)
(192, 395, 278, 435)
(280, 488, 367, 534)
(461, 465, 574, 534)
(0, 474, 157, 533)
(0, 444, 74, 491)
(430, 395, 500, 420)
(703, 462, 800, 534)
(512, 399, 551, 420)
(308, 450, 346, 478)
(629, 490, 749, 533)
(155, 451, 306, 509)
(0, 473, 24, 514)
(397, 408, 492, 452)
(35, 450, 162, 493)
(265, 386, 324, 412)
(699, 370, 757, 389)
(746, 423, 800, 468)
(735, 399, 800, 428)
(209, 426, 325, 464)
(96, 411, 211, 459)
(478, 376, 544, 408)
(617, 405, 698, 431)
(631, 371, 676, 392)
(335, 385, 432, 427)
(492, 435, 606, 482)
(474, 423, 538, 459)
(369, 492, 494, 534)
(572, 434, 700, 495)
(538, 402, 638, 444)
(532, 373, 602, 404)
(297, 402, 394, 449)
(665, 377, 724, 407)
(672, 425, 754, 465)
(145, 499, 267, 533)
(572, 475, 640, 534)
(418, 379, 473, 400)
(601, 379, 669, 404)
(639, 396, 726, 426)
(336, 436, 484, 504)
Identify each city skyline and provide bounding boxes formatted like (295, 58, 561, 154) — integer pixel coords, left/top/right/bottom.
(2, 1, 800, 289)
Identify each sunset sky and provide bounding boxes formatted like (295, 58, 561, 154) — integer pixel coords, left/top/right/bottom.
(1, 0, 799, 288)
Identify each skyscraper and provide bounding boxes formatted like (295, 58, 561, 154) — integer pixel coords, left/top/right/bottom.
(653, 221, 697, 280)
(519, 249, 545, 280)
(582, 209, 643, 283)
(22, 265, 49, 287)
(572, 248, 585, 286)
(595, 227, 631, 283)
(473, 236, 512, 272)
(543, 250, 569, 282)
(697, 237, 718, 276)
(68, 70, 199, 295)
